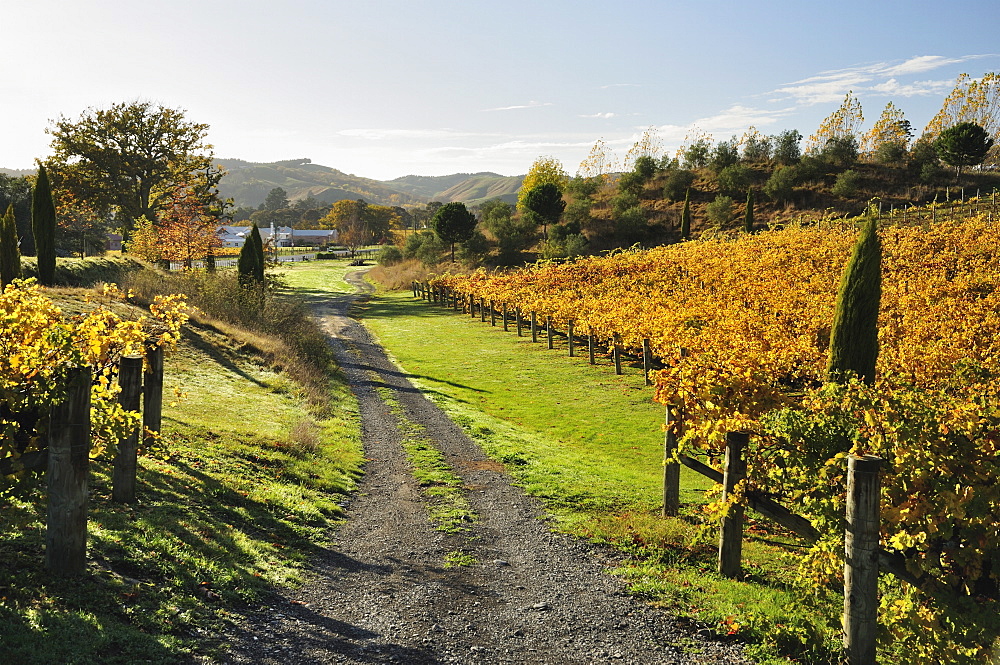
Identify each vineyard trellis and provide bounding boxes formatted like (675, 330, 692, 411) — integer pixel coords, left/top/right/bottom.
(413, 195, 1000, 663)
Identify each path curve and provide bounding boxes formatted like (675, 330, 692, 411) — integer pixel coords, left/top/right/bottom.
(221, 271, 749, 664)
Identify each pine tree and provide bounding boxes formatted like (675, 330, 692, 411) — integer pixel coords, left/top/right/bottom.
(744, 189, 755, 234)
(31, 164, 57, 286)
(680, 189, 692, 240)
(827, 215, 882, 385)
(0, 204, 22, 287)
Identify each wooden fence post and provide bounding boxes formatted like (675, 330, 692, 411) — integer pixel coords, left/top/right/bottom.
(46, 365, 92, 575)
(546, 316, 554, 349)
(112, 356, 144, 503)
(530, 311, 538, 343)
(588, 327, 596, 365)
(143, 344, 164, 450)
(568, 321, 575, 357)
(662, 404, 680, 517)
(490, 300, 496, 327)
(469, 294, 475, 317)
(844, 455, 881, 665)
(452, 288, 459, 311)
(718, 431, 748, 579)
(480, 298, 486, 322)
(612, 333, 623, 375)
(516, 308, 523, 336)
(642, 338, 653, 386)
(503, 303, 508, 331)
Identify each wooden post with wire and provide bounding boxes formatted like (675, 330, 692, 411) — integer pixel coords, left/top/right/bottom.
(844, 455, 881, 665)
(718, 431, 748, 579)
(112, 355, 144, 503)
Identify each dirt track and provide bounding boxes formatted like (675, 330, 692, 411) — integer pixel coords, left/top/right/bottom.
(220, 272, 749, 664)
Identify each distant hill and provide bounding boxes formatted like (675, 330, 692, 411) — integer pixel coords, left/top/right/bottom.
(0, 168, 34, 178)
(383, 172, 523, 207)
(215, 158, 425, 209)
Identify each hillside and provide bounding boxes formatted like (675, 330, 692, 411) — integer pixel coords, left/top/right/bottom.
(384, 172, 523, 205)
(215, 158, 425, 209)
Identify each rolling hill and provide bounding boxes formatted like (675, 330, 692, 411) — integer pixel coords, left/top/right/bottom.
(215, 158, 425, 209)
(216, 159, 523, 210)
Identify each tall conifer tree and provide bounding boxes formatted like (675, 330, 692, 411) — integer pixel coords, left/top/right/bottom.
(32, 164, 57, 286)
(680, 189, 692, 240)
(827, 215, 882, 384)
(0, 204, 22, 287)
(744, 189, 755, 234)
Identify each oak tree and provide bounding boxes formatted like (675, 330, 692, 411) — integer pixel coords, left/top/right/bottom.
(431, 202, 476, 263)
(45, 101, 221, 236)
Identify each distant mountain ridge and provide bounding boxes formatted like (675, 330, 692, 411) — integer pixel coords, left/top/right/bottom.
(216, 159, 523, 209)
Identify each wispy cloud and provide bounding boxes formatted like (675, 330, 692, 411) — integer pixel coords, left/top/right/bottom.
(771, 54, 995, 106)
(481, 100, 554, 112)
(580, 112, 617, 119)
(600, 83, 641, 89)
(337, 128, 496, 140)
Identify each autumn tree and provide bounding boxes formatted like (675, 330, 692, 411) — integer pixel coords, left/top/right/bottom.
(934, 121, 995, 180)
(0, 204, 21, 286)
(740, 126, 772, 163)
(923, 72, 1000, 163)
(320, 199, 374, 256)
(805, 91, 864, 155)
(860, 101, 911, 160)
(577, 137, 618, 183)
(517, 156, 569, 211)
(676, 127, 713, 169)
(31, 164, 57, 285)
(622, 126, 663, 173)
(54, 191, 109, 257)
(156, 185, 223, 269)
(431, 202, 476, 262)
(45, 101, 221, 237)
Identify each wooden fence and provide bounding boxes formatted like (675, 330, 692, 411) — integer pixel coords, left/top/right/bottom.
(413, 283, 926, 664)
(2, 344, 165, 575)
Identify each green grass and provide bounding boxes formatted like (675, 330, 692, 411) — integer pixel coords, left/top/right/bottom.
(351, 285, 841, 664)
(0, 299, 363, 663)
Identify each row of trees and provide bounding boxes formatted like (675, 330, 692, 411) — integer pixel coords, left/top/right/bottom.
(1, 165, 58, 287)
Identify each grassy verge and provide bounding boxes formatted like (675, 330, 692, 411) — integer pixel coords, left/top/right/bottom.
(355, 287, 841, 664)
(0, 282, 363, 664)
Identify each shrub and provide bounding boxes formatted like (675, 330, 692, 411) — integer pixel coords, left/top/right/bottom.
(377, 245, 403, 266)
(663, 170, 696, 202)
(717, 164, 752, 196)
(610, 191, 640, 217)
(832, 169, 863, 198)
(705, 195, 734, 226)
(764, 166, 798, 203)
(615, 206, 647, 244)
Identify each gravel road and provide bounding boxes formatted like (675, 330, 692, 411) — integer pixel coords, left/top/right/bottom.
(220, 272, 751, 664)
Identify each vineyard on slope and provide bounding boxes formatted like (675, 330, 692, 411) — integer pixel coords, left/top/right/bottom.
(431, 208, 1000, 661)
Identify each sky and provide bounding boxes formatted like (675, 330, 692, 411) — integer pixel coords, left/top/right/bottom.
(2, 0, 999, 181)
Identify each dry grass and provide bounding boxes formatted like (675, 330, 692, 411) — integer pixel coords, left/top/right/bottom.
(369, 258, 471, 291)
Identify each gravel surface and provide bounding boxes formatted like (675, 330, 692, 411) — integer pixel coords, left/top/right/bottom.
(219, 272, 751, 664)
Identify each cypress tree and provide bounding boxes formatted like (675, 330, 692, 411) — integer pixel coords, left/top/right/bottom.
(248, 223, 265, 284)
(744, 188, 755, 234)
(680, 189, 692, 240)
(827, 215, 882, 385)
(0, 204, 22, 287)
(237, 227, 260, 287)
(31, 164, 57, 286)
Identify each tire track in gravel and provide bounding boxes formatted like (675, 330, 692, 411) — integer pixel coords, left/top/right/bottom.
(220, 271, 750, 665)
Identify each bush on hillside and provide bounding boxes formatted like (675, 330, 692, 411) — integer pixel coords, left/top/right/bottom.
(377, 245, 403, 266)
